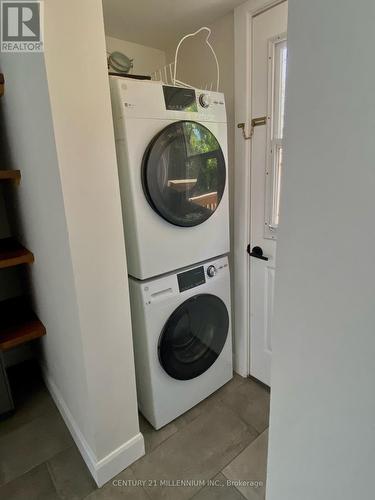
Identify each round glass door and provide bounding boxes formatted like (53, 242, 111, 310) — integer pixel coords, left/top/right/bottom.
(142, 121, 226, 227)
(158, 294, 229, 380)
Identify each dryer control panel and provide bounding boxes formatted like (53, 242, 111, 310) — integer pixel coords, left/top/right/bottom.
(109, 77, 227, 123)
(163, 86, 198, 112)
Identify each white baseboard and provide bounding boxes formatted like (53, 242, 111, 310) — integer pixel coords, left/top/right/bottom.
(42, 367, 145, 487)
(93, 432, 145, 487)
(234, 366, 249, 378)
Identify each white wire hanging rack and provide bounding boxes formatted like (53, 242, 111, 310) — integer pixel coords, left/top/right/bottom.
(150, 27, 220, 91)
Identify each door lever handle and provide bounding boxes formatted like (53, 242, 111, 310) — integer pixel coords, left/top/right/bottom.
(247, 245, 269, 261)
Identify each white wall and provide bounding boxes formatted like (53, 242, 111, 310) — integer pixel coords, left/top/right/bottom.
(267, 1, 375, 498)
(0, 50, 93, 450)
(0, 0, 143, 486)
(106, 36, 166, 76)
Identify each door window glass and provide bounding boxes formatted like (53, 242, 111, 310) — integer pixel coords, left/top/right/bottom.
(158, 294, 229, 380)
(142, 121, 226, 227)
(265, 37, 287, 237)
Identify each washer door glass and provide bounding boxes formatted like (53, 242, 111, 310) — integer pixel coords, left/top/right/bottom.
(142, 121, 226, 227)
(158, 294, 229, 380)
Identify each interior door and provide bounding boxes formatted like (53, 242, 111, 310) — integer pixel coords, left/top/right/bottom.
(250, 2, 288, 385)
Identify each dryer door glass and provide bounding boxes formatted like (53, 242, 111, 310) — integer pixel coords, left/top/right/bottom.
(158, 294, 229, 380)
(142, 121, 226, 227)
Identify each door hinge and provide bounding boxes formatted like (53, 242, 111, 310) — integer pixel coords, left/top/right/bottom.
(237, 116, 267, 140)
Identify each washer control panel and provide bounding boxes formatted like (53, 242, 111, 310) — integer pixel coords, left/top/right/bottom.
(141, 257, 229, 305)
(177, 259, 228, 293)
(177, 266, 205, 293)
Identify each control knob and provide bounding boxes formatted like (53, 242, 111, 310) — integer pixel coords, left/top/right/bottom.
(207, 265, 217, 278)
(199, 93, 211, 108)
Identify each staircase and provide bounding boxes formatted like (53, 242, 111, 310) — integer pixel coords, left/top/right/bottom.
(0, 74, 46, 417)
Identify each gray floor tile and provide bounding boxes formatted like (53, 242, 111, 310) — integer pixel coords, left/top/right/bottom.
(0, 463, 60, 500)
(0, 363, 57, 438)
(222, 430, 268, 500)
(0, 388, 57, 439)
(215, 375, 247, 400)
(189, 379, 231, 418)
(86, 467, 149, 499)
(138, 380, 227, 454)
(0, 410, 74, 485)
(139, 414, 178, 454)
(173, 404, 203, 428)
(219, 378, 270, 434)
(0, 364, 270, 500)
(131, 403, 258, 500)
(47, 445, 96, 500)
(192, 473, 245, 500)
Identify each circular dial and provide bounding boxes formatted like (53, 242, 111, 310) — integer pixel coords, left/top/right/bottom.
(207, 265, 217, 278)
(199, 94, 211, 108)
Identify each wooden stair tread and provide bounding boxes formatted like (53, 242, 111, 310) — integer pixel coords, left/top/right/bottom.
(0, 297, 46, 351)
(0, 170, 21, 184)
(0, 238, 34, 269)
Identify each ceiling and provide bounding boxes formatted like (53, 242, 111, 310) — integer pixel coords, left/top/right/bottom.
(102, 0, 245, 50)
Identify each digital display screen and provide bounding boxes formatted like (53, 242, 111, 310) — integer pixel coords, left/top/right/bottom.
(163, 86, 198, 112)
(178, 266, 205, 292)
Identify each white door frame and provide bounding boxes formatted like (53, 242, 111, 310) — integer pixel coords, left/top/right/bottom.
(233, 0, 287, 377)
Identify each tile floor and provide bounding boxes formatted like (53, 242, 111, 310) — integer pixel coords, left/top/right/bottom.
(0, 361, 270, 500)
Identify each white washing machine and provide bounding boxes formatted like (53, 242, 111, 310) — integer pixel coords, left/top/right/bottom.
(110, 77, 230, 280)
(128, 255, 232, 429)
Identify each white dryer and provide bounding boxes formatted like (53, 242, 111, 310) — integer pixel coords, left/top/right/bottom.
(110, 77, 230, 280)
(128, 256, 232, 429)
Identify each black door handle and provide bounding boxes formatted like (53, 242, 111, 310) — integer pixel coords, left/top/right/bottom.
(247, 245, 269, 261)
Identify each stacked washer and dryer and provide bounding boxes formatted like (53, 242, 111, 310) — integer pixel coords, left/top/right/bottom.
(110, 77, 232, 429)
